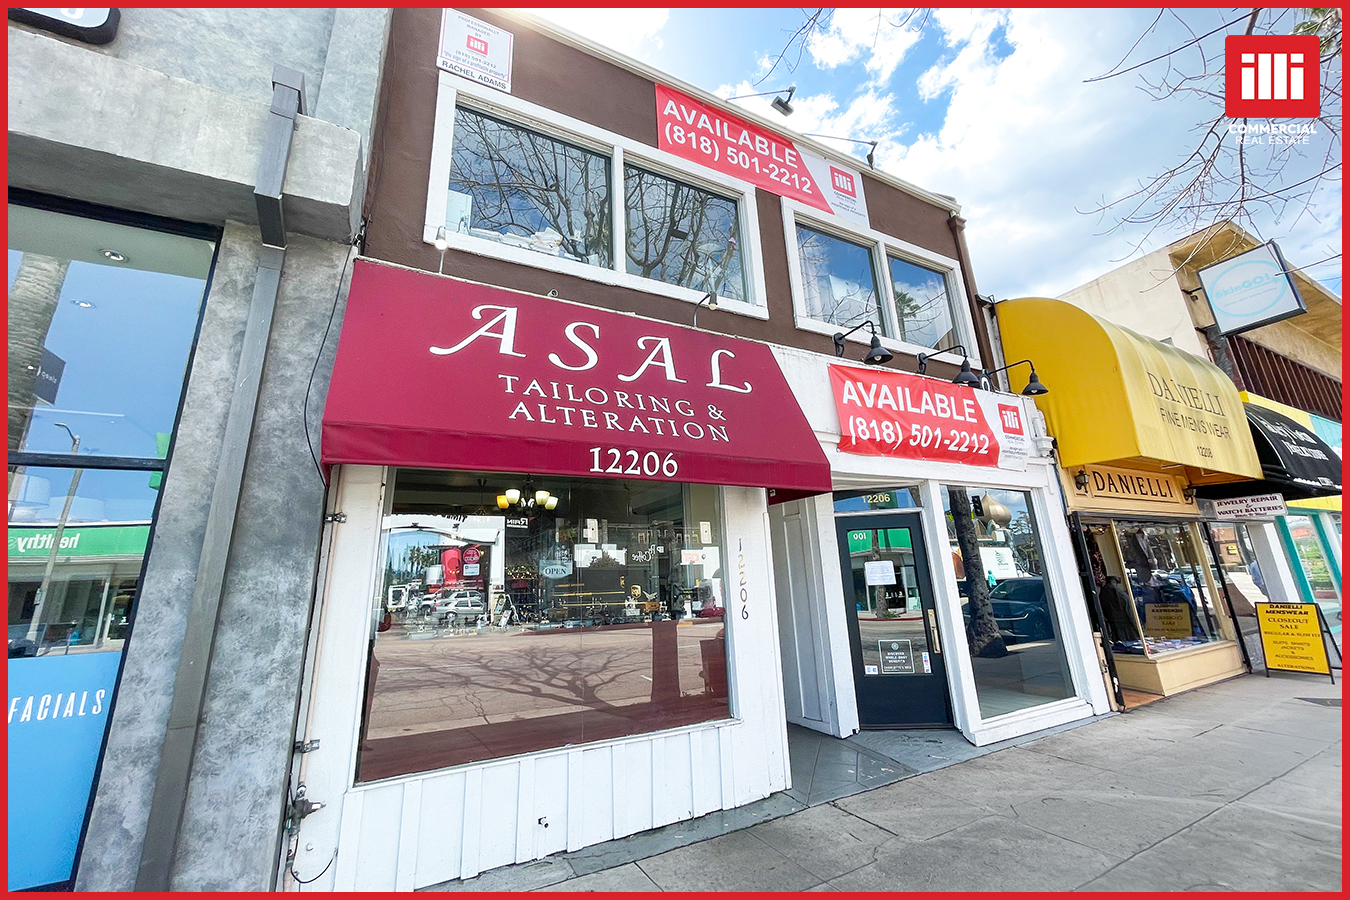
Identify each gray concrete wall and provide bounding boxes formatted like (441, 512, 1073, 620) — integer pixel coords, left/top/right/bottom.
(8, 26, 367, 243)
(8, 8, 388, 152)
(7, 8, 385, 892)
(172, 233, 352, 891)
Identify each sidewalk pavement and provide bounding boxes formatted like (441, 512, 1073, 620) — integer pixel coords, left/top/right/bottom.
(428, 670, 1341, 892)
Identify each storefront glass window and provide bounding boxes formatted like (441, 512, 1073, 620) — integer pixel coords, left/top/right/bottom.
(941, 486, 1074, 719)
(624, 165, 747, 304)
(8, 467, 154, 653)
(833, 487, 922, 512)
(1107, 521, 1229, 655)
(8, 200, 213, 891)
(1285, 515, 1338, 600)
(355, 469, 730, 783)
(8, 204, 214, 459)
(795, 224, 882, 332)
(447, 107, 613, 267)
(1208, 522, 1265, 618)
(887, 256, 958, 352)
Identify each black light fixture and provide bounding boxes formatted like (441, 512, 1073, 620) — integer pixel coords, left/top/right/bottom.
(1074, 469, 1089, 491)
(692, 291, 718, 327)
(916, 344, 981, 386)
(727, 85, 796, 116)
(804, 134, 879, 168)
(832, 321, 893, 365)
(980, 358, 1050, 396)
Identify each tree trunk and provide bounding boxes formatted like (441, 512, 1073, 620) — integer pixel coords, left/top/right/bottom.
(949, 486, 1006, 658)
(8, 253, 70, 455)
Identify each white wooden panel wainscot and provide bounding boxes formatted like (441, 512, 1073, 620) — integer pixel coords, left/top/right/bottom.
(286, 472, 791, 891)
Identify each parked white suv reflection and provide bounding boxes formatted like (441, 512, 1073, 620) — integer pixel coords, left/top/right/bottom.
(422, 589, 487, 622)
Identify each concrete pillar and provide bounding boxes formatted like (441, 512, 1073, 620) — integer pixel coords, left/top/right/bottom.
(1248, 521, 1302, 605)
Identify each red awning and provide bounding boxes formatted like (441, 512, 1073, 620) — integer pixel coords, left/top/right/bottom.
(321, 261, 832, 501)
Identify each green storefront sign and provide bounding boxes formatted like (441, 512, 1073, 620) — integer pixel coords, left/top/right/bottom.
(8, 523, 150, 559)
(847, 528, 912, 555)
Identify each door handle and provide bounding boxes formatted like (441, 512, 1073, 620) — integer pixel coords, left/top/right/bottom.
(927, 608, 941, 655)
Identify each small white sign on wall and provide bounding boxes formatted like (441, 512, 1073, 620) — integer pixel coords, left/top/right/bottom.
(438, 10, 514, 93)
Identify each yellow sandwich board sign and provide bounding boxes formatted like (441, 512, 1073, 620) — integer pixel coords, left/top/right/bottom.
(1254, 602, 1335, 682)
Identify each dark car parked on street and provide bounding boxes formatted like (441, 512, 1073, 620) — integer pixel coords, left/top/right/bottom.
(961, 577, 1056, 644)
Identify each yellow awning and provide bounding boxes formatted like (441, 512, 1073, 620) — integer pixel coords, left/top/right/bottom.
(998, 297, 1262, 485)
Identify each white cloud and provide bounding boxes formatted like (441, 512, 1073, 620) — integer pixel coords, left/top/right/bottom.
(807, 8, 924, 86)
(874, 9, 1342, 299)
(523, 8, 669, 59)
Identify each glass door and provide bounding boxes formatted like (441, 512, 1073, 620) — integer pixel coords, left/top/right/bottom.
(835, 512, 952, 727)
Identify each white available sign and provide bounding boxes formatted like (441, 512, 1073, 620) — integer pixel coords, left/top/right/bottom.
(438, 10, 514, 93)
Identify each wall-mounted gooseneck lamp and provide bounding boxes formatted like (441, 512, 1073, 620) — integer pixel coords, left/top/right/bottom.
(434, 226, 449, 275)
(916, 344, 981, 386)
(692, 291, 717, 328)
(804, 134, 879, 168)
(832, 321, 893, 365)
(727, 85, 796, 116)
(980, 358, 1050, 396)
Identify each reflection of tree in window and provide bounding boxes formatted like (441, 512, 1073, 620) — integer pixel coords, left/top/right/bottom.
(795, 225, 881, 330)
(624, 166, 746, 303)
(889, 256, 956, 351)
(449, 107, 612, 266)
(8, 254, 70, 457)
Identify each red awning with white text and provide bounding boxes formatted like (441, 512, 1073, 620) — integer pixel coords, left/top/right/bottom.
(321, 260, 832, 501)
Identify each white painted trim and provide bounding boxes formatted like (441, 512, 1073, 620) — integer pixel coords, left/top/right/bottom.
(919, 479, 978, 740)
(780, 196, 980, 365)
(810, 491, 862, 737)
(966, 697, 1100, 746)
(424, 71, 770, 321)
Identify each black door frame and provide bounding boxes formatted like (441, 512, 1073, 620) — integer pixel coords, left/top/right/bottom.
(835, 512, 954, 729)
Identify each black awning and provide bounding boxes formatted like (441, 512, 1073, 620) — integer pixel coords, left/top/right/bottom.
(1195, 403, 1342, 502)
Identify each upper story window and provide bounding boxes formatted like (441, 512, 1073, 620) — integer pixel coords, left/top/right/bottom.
(887, 255, 960, 353)
(783, 199, 976, 362)
(794, 223, 881, 331)
(625, 164, 746, 304)
(447, 107, 613, 268)
(426, 75, 768, 319)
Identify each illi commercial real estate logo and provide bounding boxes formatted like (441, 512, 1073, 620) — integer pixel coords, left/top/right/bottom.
(1225, 35, 1321, 118)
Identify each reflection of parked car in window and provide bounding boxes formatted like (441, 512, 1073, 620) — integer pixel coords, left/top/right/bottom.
(960, 577, 1055, 643)
(421, 589, 486, 620)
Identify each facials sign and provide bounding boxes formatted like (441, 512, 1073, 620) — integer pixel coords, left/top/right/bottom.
(8, 652, 122, 890)
(322, 261, 831, 497)
(8, 8, 119, 44)
(1196, 242, 1306, 335)
(655, 85, 870, 227)
(827, 364, 1031, 470)
(437, 9, 514, 93)
(1225, 35, 1321, 118)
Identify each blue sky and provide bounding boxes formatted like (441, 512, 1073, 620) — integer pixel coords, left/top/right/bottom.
(526, 8, 1342, 300)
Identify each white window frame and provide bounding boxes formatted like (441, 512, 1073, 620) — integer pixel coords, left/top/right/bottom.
(425, 70, 769, 321)
(780, 196, 980, 367)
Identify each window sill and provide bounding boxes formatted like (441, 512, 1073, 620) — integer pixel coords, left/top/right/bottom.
(425, 227, 770, 322)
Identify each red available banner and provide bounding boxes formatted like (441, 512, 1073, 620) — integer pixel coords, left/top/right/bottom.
(828, 364, 1029, 470)
(656, 85, 833, 215)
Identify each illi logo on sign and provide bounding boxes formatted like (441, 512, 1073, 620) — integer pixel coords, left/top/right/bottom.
(1225, 35, 1320, 118)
